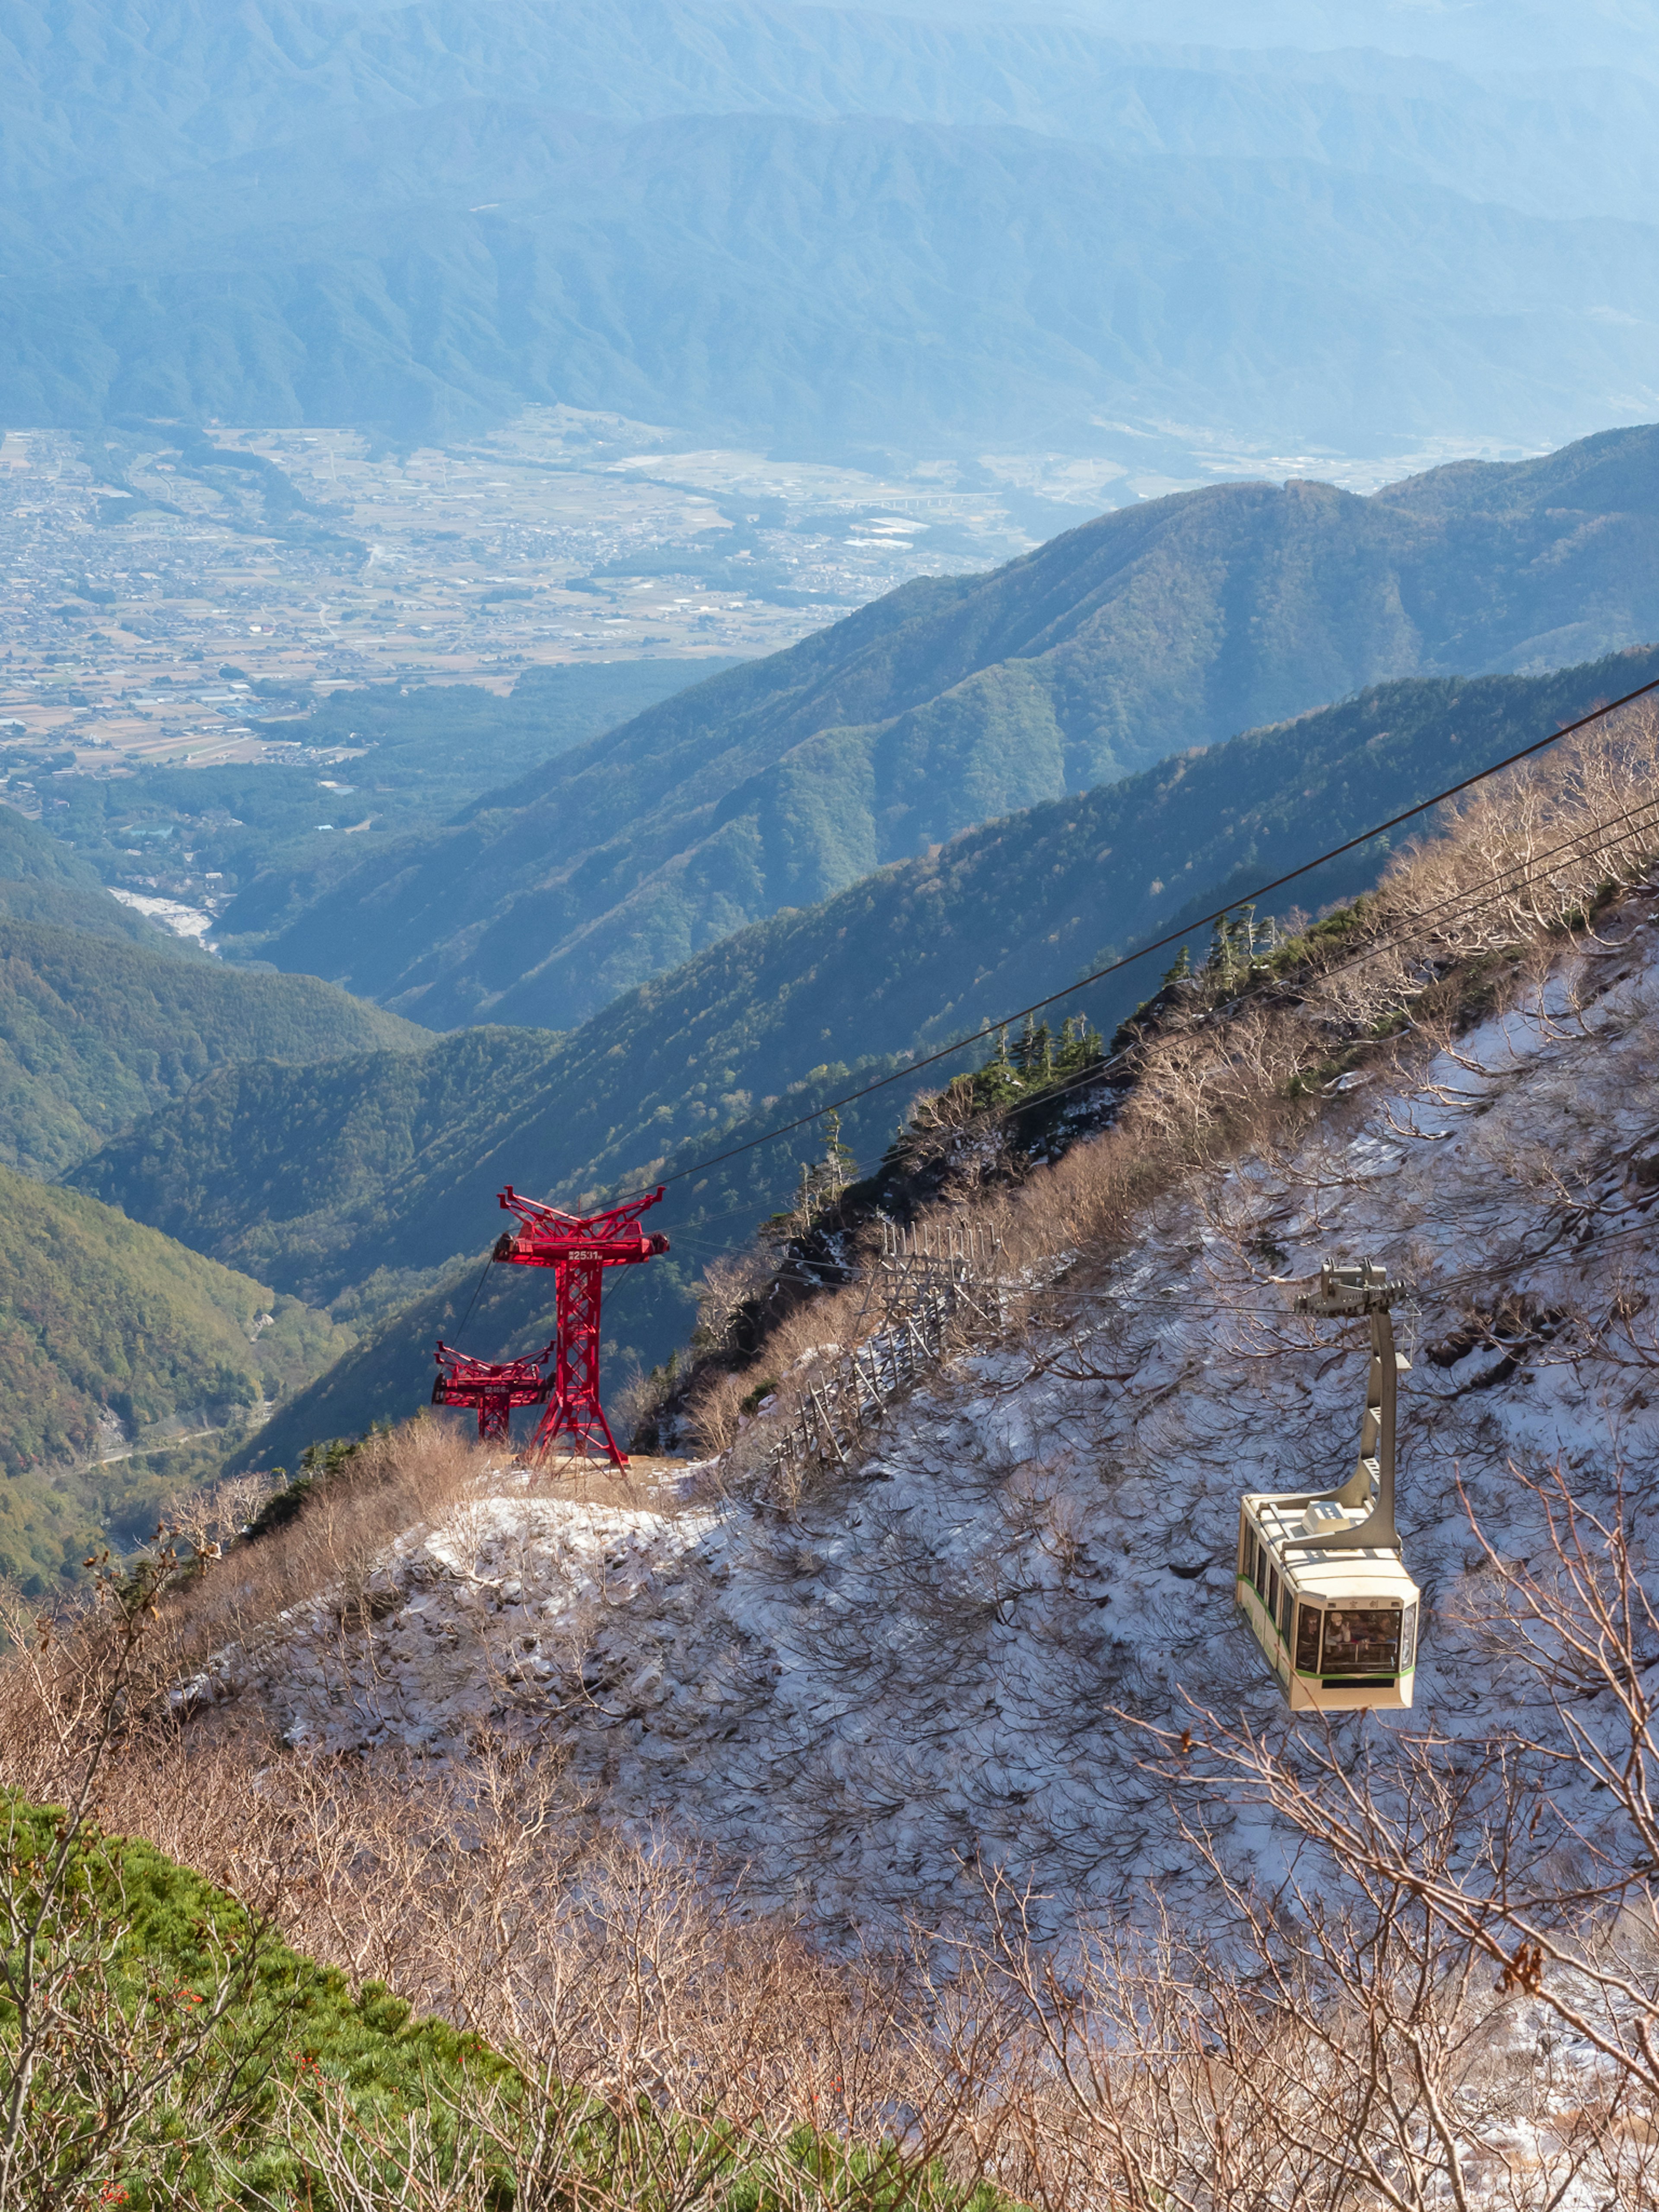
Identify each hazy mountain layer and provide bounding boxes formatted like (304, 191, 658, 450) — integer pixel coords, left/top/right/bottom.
(10, 0, 1659, 219)
(9, 3, 1659, 449)
(238, 429, 1659, 1033)
(12, 108, 1659, 456)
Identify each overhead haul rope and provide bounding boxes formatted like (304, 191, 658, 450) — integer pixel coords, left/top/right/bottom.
(935, 779, 1659, 1136)
(452, 1247, 497, 1341)
(607, 671, 1659, 1203)
(470, 758, 1659, 1366)
(581, 769, 1659, 1258)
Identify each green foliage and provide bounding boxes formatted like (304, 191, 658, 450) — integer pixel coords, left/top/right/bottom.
(0, 1793, 510, 2207)
(2, 1792, 1012, 2210)
(0, 915, 425, 1179)
(242, 1425, 393, 1542)
(0, 1166, 349, 1588)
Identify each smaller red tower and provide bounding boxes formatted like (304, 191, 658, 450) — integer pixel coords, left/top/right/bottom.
(432, 1339, 555, 1443)
(493, 1185, 670, 1469)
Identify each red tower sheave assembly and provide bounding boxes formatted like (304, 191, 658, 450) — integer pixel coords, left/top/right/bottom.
(492, 1185, 670, 1468)
(432, 1339, 555, 1442)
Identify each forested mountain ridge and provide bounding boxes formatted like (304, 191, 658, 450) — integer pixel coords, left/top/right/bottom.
(65, 1025, 564, 1324)
(239, 427, 1659, 1033)
(0, 801, 194, 950)
(0, 1163, 347, 1592)
(78, 642, 1659, 1463)
(0, 911, 426, 1180)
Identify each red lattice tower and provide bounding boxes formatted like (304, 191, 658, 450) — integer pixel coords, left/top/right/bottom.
(492, 1185, 670, 1469)
(431, 1339, 555, 1443)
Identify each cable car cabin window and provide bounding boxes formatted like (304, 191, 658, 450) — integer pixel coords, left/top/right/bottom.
(1266, 1567, 1280, 1629)
(1400, 1602, 1418, 1674)
(1321, 1606, 1401, 1676)
(1255, 1537, 1268, 1593)
(1295, 1604, 1322, 1672)
(1280, 1580, 1295, 1643)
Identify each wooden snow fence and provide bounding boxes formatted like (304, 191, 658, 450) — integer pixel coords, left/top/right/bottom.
(765, 1222, 1003, 1500)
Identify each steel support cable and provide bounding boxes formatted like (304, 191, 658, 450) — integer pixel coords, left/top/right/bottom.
(892, 789, 1659, 1144)
(746, 856, 1659, 1405)
(629, 795, 1659, 1279)
(601, 674, 1659, 1203)
(451, 1247, 498, 1345)
(521, 723, 1659, 1265)
(1275, 785, 1659, 952)
(785, 827, 1659, 1374)
(551, 721, 1659, 1241)
(989, 776, 1659, 1081)
(1028, 1205, 1659, 1335)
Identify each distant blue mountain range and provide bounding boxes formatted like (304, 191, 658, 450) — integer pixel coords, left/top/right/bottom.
(5, 0, 1659, 456)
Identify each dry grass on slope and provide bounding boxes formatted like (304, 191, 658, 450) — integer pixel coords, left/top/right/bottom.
(6, 1453, 1659, 2206)
(6, 706, 1659, 2204)
(696, 697, 1659, 1496)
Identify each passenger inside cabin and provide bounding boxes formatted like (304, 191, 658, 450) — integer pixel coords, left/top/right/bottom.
(1320, 1607, 1400, 1673)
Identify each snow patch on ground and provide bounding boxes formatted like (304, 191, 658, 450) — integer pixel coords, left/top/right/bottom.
(210, 922, 1659, 1936)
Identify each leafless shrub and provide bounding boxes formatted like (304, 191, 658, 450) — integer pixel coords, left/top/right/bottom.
(160, 1466, 278, 1564)
(11, 1434, 1659, 2202)
(693, 1242, 777, 1354)
(686, 1361, 755, 1456)
(0, 1551, 297, 2207)
(154, 1417, 493, 1670)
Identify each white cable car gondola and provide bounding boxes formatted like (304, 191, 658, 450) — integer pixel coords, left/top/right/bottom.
(1236, 1260, 1421, 1713)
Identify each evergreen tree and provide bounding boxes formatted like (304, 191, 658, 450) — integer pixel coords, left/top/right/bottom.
(820, 1108, 855, 1198)
(1055, 1014, 1104, 1074)
(1206, 907, 1259, 989)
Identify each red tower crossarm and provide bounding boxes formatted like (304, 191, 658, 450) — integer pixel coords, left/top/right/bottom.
(490, 1185, 670, 1470)
(493, 1185, 670, 1267)
(432, 1338, 555, 1443)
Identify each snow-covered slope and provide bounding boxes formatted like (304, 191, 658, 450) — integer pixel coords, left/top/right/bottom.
(206, 909, 1659, 1935)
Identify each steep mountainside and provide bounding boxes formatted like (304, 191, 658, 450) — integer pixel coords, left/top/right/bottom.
(238, 430, 1659, 1031)
(0, 801, 192, 949)
(0, 913, 426, 1179)
(183, 721, 1659, 1944)
(9, 3, 1659, 450)
(75, 644, 1657, 1463)
(0, 1164, 347, 1591)
(67, 1024, 565, 1322)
